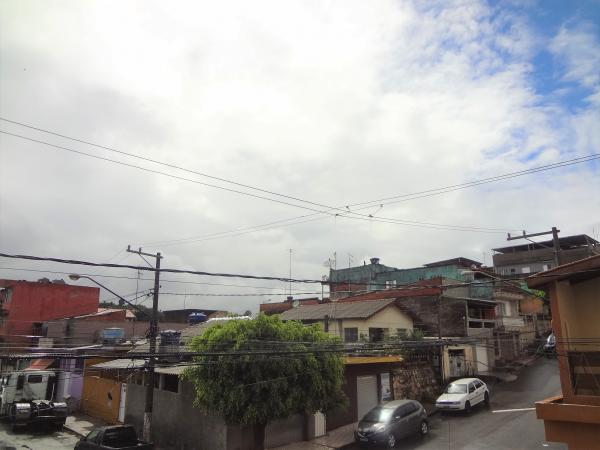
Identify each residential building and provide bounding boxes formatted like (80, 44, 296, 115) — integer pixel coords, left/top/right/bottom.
(114, 317, 321, 450)
(280, 299, 424, 430)
(0, 278, 99, 345)
(279, 298, 413, 343)
(328, 257, 480, 300)
(528, 254, 600, 450)
(492, 234, 599, 277)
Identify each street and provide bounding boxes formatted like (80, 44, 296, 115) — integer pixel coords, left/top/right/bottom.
(0, 423, 78, 450)
(349, 357, 567, 450)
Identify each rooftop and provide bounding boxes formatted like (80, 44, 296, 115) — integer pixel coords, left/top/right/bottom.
(279, 298, 397, 321)
(493, 234, 598, 253)
(526, 254, 600, 288)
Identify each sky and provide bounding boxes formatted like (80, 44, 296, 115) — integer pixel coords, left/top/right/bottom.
(0, 0, 599, 313)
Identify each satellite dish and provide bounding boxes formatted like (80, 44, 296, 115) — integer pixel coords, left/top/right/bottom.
(292, 299, 300, 308)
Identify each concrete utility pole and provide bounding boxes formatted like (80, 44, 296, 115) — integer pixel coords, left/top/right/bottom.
(507, 227, 561, 267)
(127, 246, 162, 443)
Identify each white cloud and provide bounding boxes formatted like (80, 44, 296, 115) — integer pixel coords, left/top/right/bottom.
(0, 0, 598, 312)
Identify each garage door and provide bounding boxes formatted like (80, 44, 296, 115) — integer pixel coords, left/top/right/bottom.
(356, 375, 378, 421)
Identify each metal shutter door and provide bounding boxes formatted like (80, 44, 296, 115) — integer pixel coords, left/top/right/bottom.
(356, 375, 378, 420)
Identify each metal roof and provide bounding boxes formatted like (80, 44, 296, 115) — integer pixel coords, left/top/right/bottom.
(155, 365, 187, 375)
(279, 298, 397, 321)
(91, 358, 147, 370)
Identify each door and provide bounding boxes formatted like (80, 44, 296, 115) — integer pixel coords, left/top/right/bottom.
(356, 375, 378, 421)
(118, 383, 127, 423)
(449, 350, 466, 377)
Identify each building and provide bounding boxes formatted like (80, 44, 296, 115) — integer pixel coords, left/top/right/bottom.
(493, 234, 599, 277)
(115, 317, 324, 450)
(279, 299, 436, 430)
(0, 278, 99, 345)
(528, 254, 600, 450)
(328, 257, 480, 300)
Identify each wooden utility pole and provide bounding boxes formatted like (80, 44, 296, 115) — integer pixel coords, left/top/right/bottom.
(507, 227, 561, 267)
(127, 246, 162, 443)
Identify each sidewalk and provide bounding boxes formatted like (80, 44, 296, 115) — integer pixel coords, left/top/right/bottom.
(64, 413, 108, 438)
(268, 403, 438, 450)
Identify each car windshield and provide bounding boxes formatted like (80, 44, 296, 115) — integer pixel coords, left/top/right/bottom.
(362, 407, 393, 423)
(445, 383, 467, 394)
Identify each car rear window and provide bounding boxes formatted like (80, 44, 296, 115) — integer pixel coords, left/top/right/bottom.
(445, 383, 467, 394)
(362, 407, 393, 423)
(103, 427, 138, 447)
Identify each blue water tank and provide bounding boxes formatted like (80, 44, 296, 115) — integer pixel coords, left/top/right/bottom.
(188, 312, 208, 324)
(101, 327, 125, 343)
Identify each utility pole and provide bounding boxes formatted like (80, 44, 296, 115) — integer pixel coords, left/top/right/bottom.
(127, 246, 162, 443)
(507, 227, 561, 267)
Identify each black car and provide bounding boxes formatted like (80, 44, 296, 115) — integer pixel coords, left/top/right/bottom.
(355, 399, 429, 448)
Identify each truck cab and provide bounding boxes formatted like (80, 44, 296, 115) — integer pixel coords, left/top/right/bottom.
(0, 370, 67, 429)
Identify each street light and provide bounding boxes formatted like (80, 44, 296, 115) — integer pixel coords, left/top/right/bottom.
(68, 274, 151, 319)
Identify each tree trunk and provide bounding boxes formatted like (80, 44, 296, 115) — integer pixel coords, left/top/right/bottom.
(253, 423, 266, 450)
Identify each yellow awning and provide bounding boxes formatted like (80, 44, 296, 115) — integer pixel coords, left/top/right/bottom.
(345, 356, 403, 365)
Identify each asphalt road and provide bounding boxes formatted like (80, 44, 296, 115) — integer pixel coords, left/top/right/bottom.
(0, 422, 79, 450)
(349, 357, 567, 450)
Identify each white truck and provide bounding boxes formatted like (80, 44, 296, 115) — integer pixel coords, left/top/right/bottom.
(0, 370, 68, 430)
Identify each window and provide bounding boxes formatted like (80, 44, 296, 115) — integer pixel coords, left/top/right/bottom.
(510, 268, 516, 274)
(468, 383, 476, 393)
(344, 328, 358, 342)
(163, 375, 179, 393)
(396, 328, 408, 338)
(368, 328, 388, 342)
(86, 430, 101, 444)
(521, 267, 531, 274)
(27, 375, 43, 383)
(16, 375, 24, 390)
(385, 280, 397, 288)
(474, 380, 483, 388)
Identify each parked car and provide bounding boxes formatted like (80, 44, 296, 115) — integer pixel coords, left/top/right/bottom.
(436, 377, 489, 413)
(354, 399, 429, 448)
(74, 425, 153, 450)
(543, 332, 556, 357)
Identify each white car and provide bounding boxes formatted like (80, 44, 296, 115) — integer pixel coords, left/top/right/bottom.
(435, 378, 490, 413)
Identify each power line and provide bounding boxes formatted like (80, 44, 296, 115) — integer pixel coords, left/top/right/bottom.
(1, 127, 535, 238)
(0, 130, 519, 236)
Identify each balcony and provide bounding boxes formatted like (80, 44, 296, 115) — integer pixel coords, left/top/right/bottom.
(536, 396, 600, 449)
(495, 316, 525, 328)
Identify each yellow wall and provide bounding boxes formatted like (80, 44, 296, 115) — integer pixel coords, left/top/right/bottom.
(81, 375, 122, 424)
(322, 305, 413, 340)
(557, 278, 600, 352)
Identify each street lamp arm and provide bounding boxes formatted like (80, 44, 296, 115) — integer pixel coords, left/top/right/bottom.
(69, 274, 153, 320)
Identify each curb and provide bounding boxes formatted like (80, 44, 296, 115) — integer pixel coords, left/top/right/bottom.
(62, 424, 86, 439)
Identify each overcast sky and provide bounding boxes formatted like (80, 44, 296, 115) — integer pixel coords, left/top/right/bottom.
(1, 0, 599, 313)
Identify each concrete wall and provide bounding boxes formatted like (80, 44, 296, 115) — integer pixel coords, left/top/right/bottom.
(394, 296, 467, 337)
(46, 320, 188, 346)
(125, 380, 258, 450)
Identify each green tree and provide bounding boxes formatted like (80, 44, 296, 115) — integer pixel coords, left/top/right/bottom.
(182, 314, 346, 449)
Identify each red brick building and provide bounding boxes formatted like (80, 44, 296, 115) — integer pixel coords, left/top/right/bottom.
(0, 278, 99, 345)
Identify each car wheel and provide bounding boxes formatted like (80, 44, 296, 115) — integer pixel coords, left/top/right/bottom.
(464, 401, 471, 414)
(420, 420, 429, 436)
(484, 392, 490, 406)
(387, 433, 397, 448)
